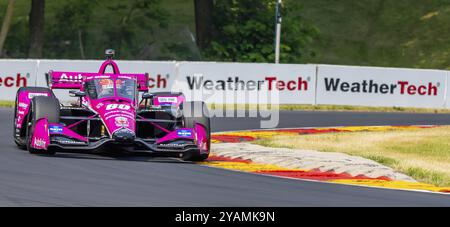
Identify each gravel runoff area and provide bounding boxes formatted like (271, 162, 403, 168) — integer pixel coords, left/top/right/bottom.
(212, 143, 416, 182)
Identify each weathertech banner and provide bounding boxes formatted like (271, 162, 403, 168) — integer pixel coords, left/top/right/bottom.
(174, 62, 317, 104)
(316, 65, 447, 108)
(1, 60, 450, 109)
(0, 60, 38, 101)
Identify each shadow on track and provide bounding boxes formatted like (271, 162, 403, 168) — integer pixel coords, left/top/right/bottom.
(33, 150, 195, 165)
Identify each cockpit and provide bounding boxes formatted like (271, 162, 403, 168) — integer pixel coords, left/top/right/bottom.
(84, 78, 137, 101)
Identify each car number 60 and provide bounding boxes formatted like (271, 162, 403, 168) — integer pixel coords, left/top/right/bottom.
(106, 104, 131, 110)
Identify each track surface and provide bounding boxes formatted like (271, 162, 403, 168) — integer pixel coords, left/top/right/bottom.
(0, 108, 449, 206)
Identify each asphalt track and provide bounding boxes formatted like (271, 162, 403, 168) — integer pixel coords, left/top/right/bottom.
(0, 107, 449, 207)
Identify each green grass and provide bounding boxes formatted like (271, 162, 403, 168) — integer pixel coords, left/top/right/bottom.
(405, 167, 447, 187)
(253, 127, 450, 186)
(361, 155, 400, 166)
(298, 0, 450, 69)
(0, 101, 14, 108)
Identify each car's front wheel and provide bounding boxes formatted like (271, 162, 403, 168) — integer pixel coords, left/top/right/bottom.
(26, 96, 60, 155)
(13, 87, 54, 149)
(181, 101, 211, 162)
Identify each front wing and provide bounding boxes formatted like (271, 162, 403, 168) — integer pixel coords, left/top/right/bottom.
(30, 118, 209, 156)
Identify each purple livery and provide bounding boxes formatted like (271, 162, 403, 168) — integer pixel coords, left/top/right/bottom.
(13, 50, 211, 161)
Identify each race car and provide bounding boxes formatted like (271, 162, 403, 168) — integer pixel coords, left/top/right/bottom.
(13, 50, 211, 161)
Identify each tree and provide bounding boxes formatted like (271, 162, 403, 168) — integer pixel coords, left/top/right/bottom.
(41, 0, 169, 60)
(45, 0, 93, 59)
(0, 0, 16, 57)
(92, 0, 168, 59)
(204, 0, 319, 63)
(194, 0, 216, 50)
(28, 0, 45, 58)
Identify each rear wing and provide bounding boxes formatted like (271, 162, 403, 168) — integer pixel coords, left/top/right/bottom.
(46, 71, 150, 92)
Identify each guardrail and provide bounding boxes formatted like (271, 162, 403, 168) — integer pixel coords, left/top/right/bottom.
(0, 59, 449, 108)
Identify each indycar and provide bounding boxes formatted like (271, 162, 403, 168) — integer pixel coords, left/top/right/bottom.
(13, 50, 211, 161)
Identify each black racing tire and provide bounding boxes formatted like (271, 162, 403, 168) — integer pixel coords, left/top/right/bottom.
(14, 87, 55, 149)
(13, 92, 26, 149)
(26, 96, 60, 155)
(181, 101, 211, 162)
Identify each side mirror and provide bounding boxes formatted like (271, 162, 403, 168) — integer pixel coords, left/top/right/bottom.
(141, 93, 155, 108)
(70, 90, 86, 98)
(70, 91, 86, 107)
(142, 93, 155, 100)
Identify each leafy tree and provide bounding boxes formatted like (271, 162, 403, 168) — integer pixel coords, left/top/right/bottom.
(29, 0, 45, 58)
(45, 0, 93, 59)
(0, 0, 15, 57)
(194, 0, 215, 50)
(45, 0, 168, 59)
(98, 0, 169, 59)
(203, 0, 319, 63)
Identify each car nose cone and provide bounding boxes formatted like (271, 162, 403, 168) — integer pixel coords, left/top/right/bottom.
(113, 128, 136, 142)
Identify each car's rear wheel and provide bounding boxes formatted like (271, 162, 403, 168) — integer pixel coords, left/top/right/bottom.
(181, 101, 211, 162)
(26, 96, 60, 155)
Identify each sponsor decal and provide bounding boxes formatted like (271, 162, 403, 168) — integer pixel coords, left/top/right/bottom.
(150, 105, 162, 109)
(323, 78, 439, 96)
(158, 143, 186, 148)
(99, 78, 114, 89)
(157, 97, 178, 103)
(177, 129, 192, 138)
(55, 139, 86, 145)
(18, 102, 28, 108)
(49, 125, 63, 133)
(186, 76, 309, 91)
(199, 141, 208, 153)
(104, 110, 135, 121)
(28, 92, 49, 99)
(82, 100, 88, 106)
(115, 117, 129, 127)
(86, 75, 109, 80)
(59, 73, 83, 83)
(16, 116, 21, 127)
(106, 104, 131, 111)
(0, 73, 27, 88)
(144, 108, 167, 113)
(34, 138, 46, 148)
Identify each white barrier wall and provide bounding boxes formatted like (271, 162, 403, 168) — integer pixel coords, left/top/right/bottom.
(0, 60, 38, 100)
(174, 62, 316, 104)
(446, 70, 450, 108)
(0, 59, 449, 109)
(316, 65, 448, 108)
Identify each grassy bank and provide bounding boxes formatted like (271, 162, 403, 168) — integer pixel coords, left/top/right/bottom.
(298, 0, 450, 69)
(0, 101, 14, 108)
(254, 127, 450, 186)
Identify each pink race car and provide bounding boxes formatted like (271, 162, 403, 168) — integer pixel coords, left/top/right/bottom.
(13, 50, 211, 161)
